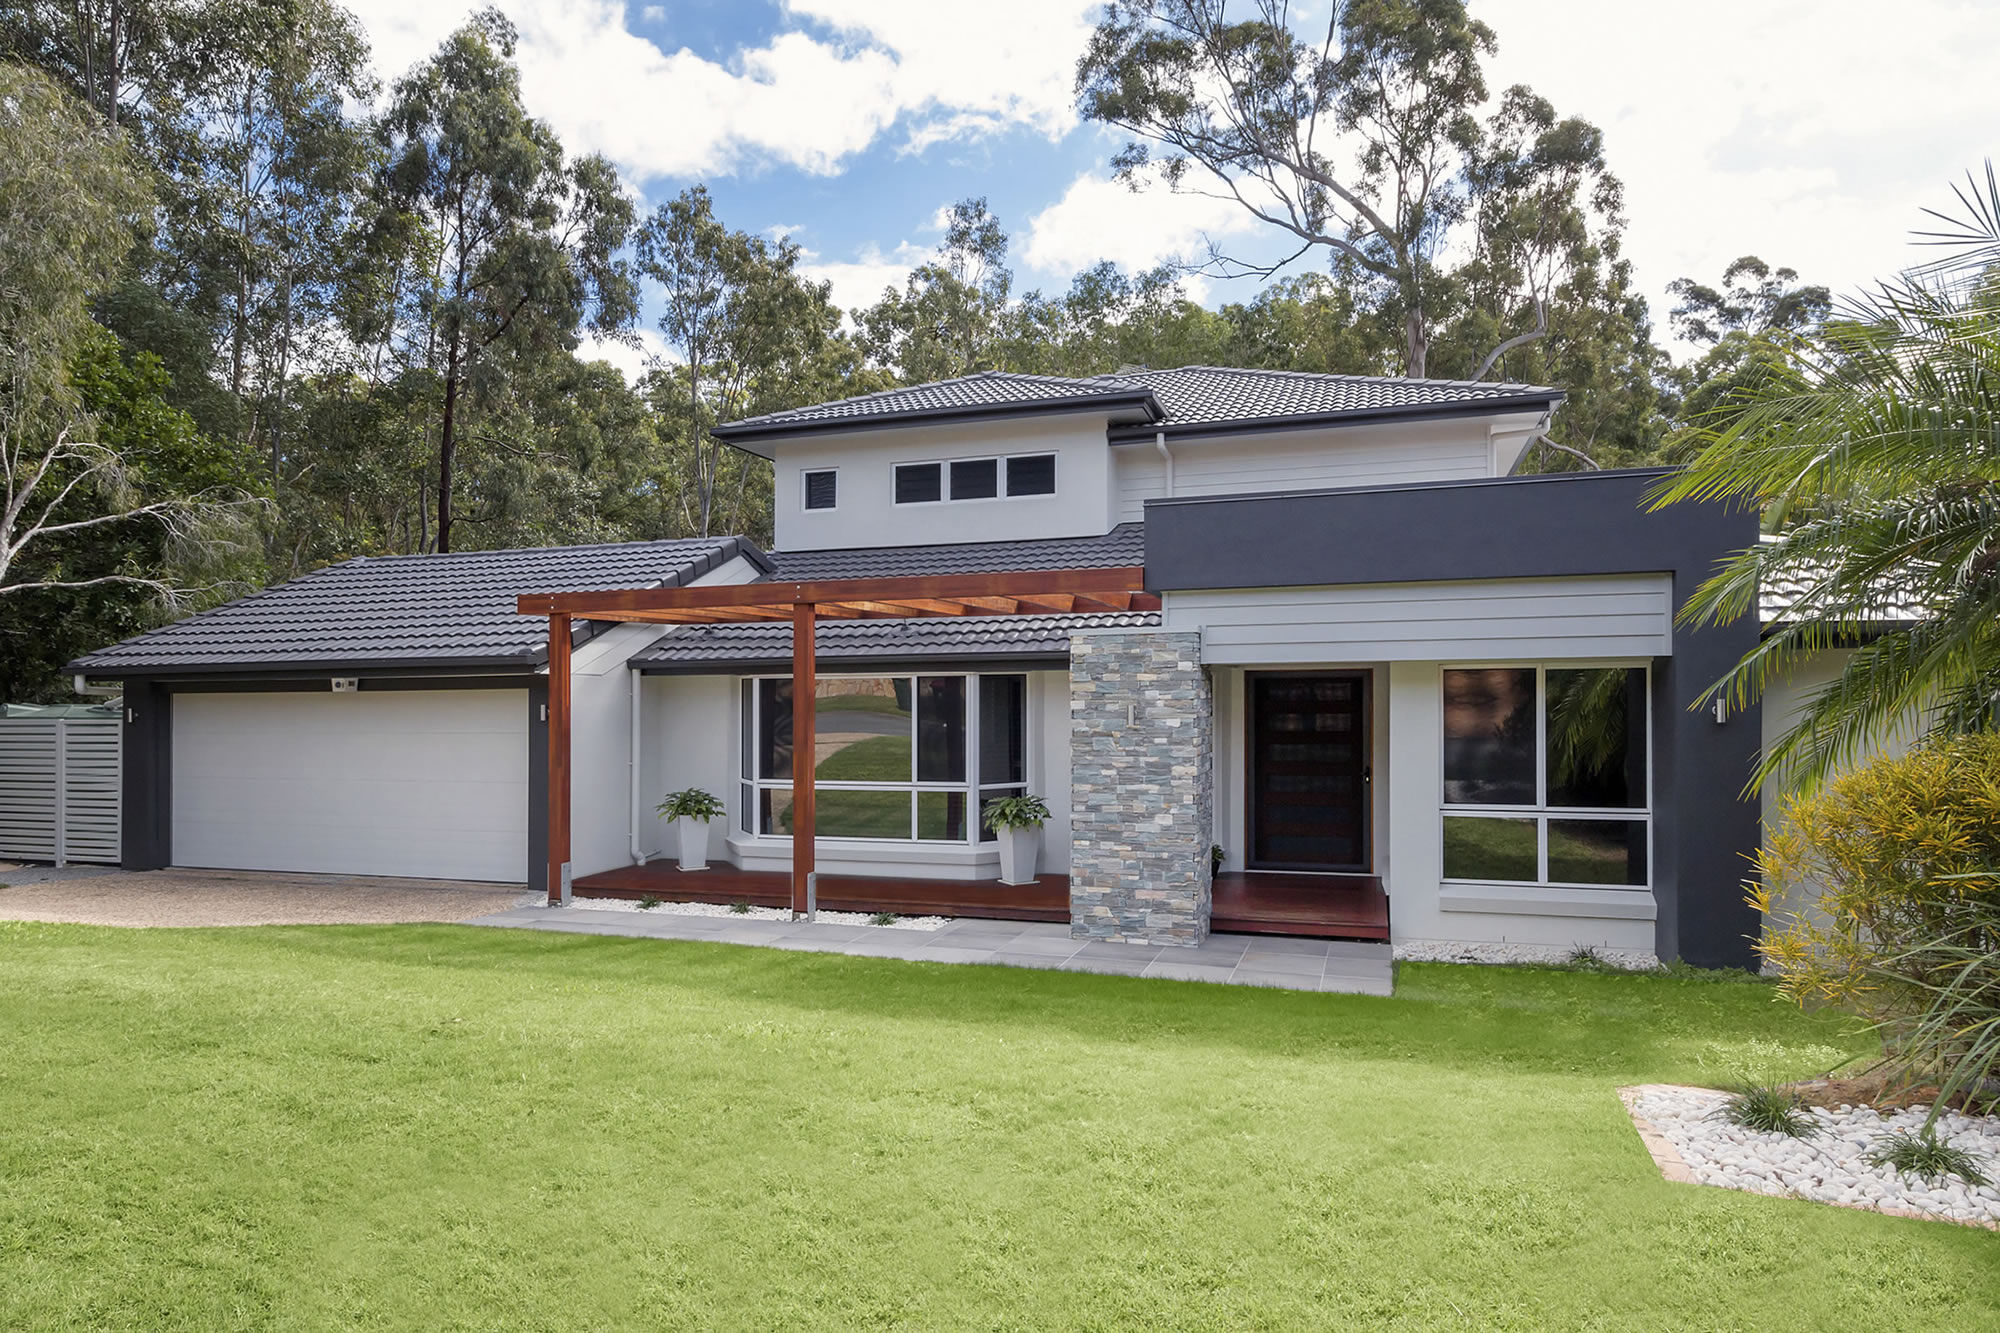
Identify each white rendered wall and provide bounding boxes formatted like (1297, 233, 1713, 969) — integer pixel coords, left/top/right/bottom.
(639, 673, 739, 868)
(770, 413, 1117, 551)
(1383, 661, 1656, 952)
(1166, 574, 1673, 664)
(1111, 412, 1545, 522)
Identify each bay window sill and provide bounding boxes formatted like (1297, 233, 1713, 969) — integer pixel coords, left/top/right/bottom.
(1438, 882, 1656, 921)
(726, 834, 1004, 880)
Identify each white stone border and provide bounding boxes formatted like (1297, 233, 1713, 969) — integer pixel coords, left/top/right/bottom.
(1395, 940, 1659, 970)
(1618, 1083, 2000, 1230)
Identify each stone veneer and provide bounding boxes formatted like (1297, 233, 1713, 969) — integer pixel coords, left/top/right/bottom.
(1068, 629, 1213, 946)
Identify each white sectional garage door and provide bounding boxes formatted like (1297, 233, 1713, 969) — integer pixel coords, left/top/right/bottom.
(172, 689, 528, 882)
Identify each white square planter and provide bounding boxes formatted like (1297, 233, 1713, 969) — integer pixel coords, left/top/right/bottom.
(674, 816, 710, 872)
(995, 824, 1042, 886)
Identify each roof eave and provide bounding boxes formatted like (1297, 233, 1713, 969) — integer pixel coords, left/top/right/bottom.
(64, 652, 545, 679)
(1105, 392, 1563, 444)
(713, 390, 1165, 457)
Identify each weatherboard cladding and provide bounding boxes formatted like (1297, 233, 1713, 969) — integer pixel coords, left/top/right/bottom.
(714, 364, 1559, 441)
(634, 612, 1163, 671)
(68, 537, 753, 675)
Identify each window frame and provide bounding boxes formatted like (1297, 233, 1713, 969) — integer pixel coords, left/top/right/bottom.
(889, 454, 1058, 506)
(1005, 452, 1058, 497)
(738, 671, 1030, 845)
(892, 461, 944, 506)
(801, 468, 838, 511)
(1438, 662, 1652, 890)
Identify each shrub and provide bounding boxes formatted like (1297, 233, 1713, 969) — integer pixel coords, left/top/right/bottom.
(1863, 1127, 1991, 1187)
(1711, 1083, 1820, 1138)
(656, 788, 727, 822)
(1754, 735, 2000, 1112)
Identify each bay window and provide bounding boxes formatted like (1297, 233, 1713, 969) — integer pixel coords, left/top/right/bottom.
(1440, 665, 1650, 888)
(740, 673, 1028, 843)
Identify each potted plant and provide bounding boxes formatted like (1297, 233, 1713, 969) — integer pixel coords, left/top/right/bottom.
(982, 794, 1051, 886)
(655, 788, 726, 872)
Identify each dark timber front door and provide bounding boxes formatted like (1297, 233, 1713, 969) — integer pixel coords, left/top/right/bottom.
(1248, 672, 1370, 871)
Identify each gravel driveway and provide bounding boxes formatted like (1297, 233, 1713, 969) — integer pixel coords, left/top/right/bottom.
(0, 864, 532, 927)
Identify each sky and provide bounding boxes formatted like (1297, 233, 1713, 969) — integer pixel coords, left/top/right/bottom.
(341, 0, 2000, 381)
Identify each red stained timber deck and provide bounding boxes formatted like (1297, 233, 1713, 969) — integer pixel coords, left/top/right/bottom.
(1211, 871, 1390, 940)
(573, 864, 1390, 939)
(572, 863, 1070, 922)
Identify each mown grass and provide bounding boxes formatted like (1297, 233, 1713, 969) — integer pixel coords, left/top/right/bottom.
(0, 922, 1993, 1329)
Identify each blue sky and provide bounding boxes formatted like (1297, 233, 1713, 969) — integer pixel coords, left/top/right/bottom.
(346, 1, 2000, 378)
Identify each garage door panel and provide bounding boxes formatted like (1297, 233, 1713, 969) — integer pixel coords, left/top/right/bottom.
(172, 690, 529, 882)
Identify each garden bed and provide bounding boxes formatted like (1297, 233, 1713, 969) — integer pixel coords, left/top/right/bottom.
(1621, 1083, 1999, 1228)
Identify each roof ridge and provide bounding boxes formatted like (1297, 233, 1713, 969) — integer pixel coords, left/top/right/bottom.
(1148, 364, 1548, 393)
(332, 535, 738, 565)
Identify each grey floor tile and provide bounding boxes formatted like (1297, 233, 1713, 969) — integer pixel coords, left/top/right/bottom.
(1008, 921, 1080, 939)
(1142, 960, 1237, 983)
(1237, 935, 1334, 956)
(1074, 941, 1163, 963)
(1322, 940, 1393, 961)
(1237, 949, 1326, 976)
(979, 951, 1068, 972)
(914, 946, 1000, 964)
(989, 934, 1085, 959)
(831, 939, 930, 959)
(1228, 968, 1321, 991)
(1059, 957, 1155, 977)
(776, 924, 873, 943)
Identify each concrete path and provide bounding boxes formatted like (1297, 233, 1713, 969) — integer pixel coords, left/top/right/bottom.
(0, 864, 532, 927)
(472, 906, 1394, 995)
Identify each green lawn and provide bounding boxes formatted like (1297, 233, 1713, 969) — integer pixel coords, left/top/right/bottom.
(1, 923, 1993, 1329)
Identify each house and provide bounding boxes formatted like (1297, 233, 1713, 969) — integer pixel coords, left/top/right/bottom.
(71, 366, 1769, 968)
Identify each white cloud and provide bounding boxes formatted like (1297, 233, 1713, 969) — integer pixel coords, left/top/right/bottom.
(342, 0, 1097, 184)
(580, 326, 672, 384)
(1477, 0, 2000, 350)
(1020, 172, 1262, 297)
(798, 240, 932, 315)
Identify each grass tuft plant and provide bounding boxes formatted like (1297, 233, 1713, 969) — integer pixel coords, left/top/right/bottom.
(1712, 1082, 1822, 1138)
(637, 895, 661, 911)
(729, 900, 753, 915)
(869, 911, 899, 926)
(1863, 1127, 1991, 1186)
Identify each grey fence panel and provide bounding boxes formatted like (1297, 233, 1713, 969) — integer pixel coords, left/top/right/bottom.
(0, 717, 121, 865)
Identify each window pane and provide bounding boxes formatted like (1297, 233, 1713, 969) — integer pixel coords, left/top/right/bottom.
(1443, 668, 1536, 805)
(1442, 816, 1537, 882)
(950, 458, 997, 500)
(814, 679, 911, 782)
(817, 789, 912, 839)
(916, 676, 966, 782)
(740, 781, 755, 834)
(756, 679, 791, 779)
(895, 462, 941, 504)
(978, 787, 1026, 843)
(918, 791, 969, 842)
(979, 675, 1026, 785)
(1546, 668, 1647, 809)
(1006, 454, 1056, 496)
(758, 786, 794, 836)
(804, 469, 836, 509)
(741, 679, 753, 777)
(1548, 819, 1648, 886)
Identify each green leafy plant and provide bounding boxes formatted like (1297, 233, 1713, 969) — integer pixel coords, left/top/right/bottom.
(729, 900, 753, 915)
(981, 794, 1051, 832)
(656, 788, 727, 822)
(637, 895, 661, 911)
(1711, 1083, 1821, 1138)
(1564, 945, 1613, 972)
(1863, 1127, 1991, 1187)
(869, 911, 899, 926)
(1210, 844, 1224, 874)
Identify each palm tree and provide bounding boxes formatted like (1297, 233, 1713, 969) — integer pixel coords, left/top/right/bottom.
(1652, 165, 2000, 793)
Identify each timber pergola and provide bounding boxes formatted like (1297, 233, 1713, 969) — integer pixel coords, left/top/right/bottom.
(518, 568, 1157, 911)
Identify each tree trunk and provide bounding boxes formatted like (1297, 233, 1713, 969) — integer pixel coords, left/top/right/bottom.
(437, 344, 461, 554)
(1405, 308, 1428, 379)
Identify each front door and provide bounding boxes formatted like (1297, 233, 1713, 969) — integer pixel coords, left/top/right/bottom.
(1248, 672, 1370, 871)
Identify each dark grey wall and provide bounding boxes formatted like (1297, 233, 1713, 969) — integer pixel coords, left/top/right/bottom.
(527, 680, 548, 895)
(1145, 469, 1765, 969)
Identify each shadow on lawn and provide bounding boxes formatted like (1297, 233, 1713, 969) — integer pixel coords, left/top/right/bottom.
(237, 923, 1857, 1083)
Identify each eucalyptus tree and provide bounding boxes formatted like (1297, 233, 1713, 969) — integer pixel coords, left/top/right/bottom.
(1658, 173, 2000, 791)
(856, 198, 1015, 381)
(368, 9, 637, 552)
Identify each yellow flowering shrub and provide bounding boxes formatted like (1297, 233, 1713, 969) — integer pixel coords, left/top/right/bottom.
(1755, 734, 2000, 1035)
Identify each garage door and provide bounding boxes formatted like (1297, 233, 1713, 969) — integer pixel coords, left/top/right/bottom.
(172, 689, 529, 882)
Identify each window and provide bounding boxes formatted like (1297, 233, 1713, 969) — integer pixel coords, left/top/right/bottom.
(1006, 453, 1056, 496)
(1440, 665, 1649, 888)
(950, 458, 998, 500)
(803, 469, 837, 510)
(740, 673, 1029, 843)
(894, 462, 942, 504)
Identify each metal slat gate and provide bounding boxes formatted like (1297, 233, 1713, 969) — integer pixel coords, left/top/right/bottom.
(0, 715, 122, 865)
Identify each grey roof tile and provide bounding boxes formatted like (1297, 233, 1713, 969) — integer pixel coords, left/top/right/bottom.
(70, 537, 755, 675)
(715, 365, 1559, 442)
(634, 611, 1161, 670)
(766, 524, 1143, 581)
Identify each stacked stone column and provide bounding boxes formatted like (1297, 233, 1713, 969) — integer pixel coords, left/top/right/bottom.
(1067, 629, 1213, 946)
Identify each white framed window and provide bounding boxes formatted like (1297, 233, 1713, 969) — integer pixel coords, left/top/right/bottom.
(802, 469, 837, 510)
(893, 462, 942, 504)
(1439, 664, 1651, 889)
(739, 673, 1028, 843)
(1006, 452, 1056, 496)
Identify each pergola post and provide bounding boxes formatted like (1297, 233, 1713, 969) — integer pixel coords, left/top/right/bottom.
(791, 600, 816, 917)
(546, 612, 572, 905)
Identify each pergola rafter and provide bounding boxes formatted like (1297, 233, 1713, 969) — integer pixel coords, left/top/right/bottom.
(518, 567, 1157, 913)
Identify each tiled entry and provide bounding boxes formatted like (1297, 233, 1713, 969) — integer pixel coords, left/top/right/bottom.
(473, 909, 1394, 996)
